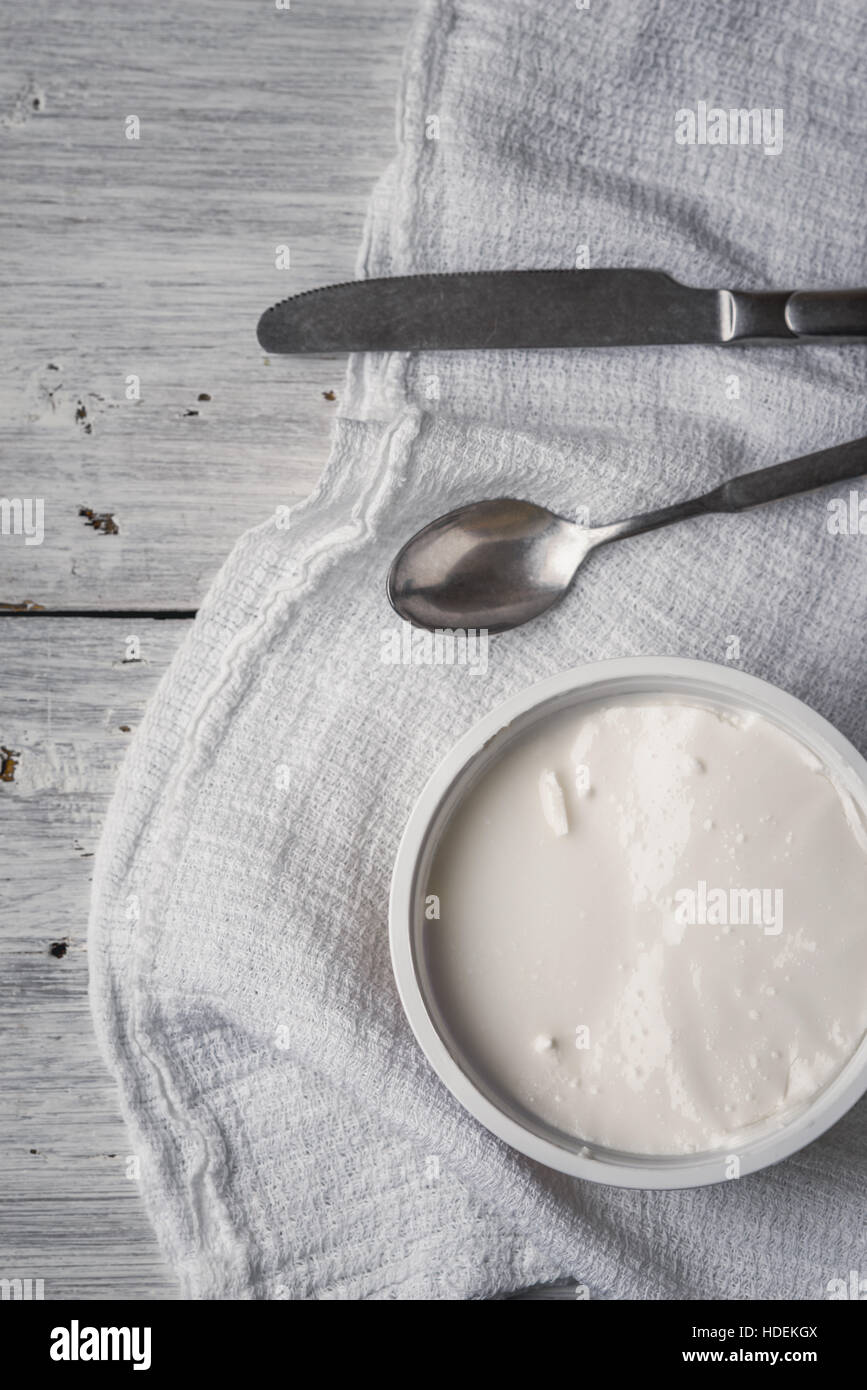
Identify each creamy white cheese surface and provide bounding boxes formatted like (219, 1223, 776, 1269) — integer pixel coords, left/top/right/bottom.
(425, 698, 867, 1155)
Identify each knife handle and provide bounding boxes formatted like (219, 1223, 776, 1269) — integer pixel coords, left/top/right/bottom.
(785, 289, 867, 339)
(723, 288, 867, 343)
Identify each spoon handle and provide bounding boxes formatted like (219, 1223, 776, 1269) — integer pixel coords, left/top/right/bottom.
(601, 434, 867, 544)
(704, 434, 867, 511)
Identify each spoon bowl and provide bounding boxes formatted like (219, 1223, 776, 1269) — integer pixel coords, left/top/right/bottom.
(387, 498, 588, 633)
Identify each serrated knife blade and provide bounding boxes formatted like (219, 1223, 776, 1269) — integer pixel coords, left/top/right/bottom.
(256, 269, 867, 354)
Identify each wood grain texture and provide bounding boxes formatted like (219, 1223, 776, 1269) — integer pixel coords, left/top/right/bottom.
(0, 618, 190, 1298)
(0, 0, 414, 609)
(0, 0, 414, 1300)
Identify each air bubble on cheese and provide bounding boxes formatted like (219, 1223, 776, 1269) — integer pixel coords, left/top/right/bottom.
(680, 753, 706, 775)
(539, 768, 569, 837)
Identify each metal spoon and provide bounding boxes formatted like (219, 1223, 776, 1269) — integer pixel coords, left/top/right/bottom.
(387, 434, 867, 633)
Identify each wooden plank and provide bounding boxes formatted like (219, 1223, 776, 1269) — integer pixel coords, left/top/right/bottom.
(0, 0, 414, 610)
(0, 618, 191, 1299)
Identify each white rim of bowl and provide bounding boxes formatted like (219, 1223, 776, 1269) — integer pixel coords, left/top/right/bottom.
(389, 656, 867, 1189)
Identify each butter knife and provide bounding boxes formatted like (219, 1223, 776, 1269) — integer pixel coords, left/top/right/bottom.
(257, 269, 867, 354)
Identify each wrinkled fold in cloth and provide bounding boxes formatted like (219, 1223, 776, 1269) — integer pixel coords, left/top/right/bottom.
(90, 0, 867, 1299)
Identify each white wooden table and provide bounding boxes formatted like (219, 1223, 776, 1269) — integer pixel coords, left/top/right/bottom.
(0, 0, 414, 1299)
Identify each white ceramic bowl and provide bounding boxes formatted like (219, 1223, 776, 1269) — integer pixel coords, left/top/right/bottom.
(389, 656, 867, 1188)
